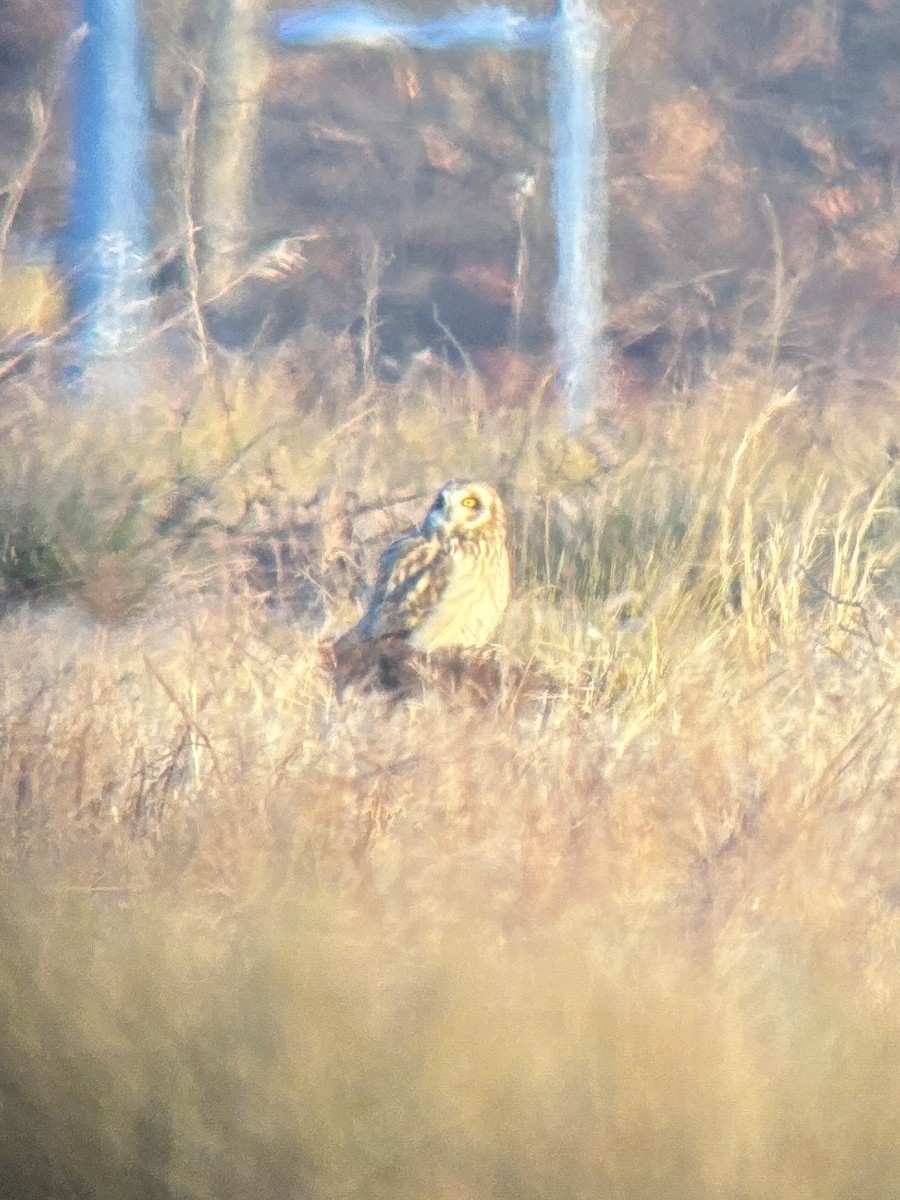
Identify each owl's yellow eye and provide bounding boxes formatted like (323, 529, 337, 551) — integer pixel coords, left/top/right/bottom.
(460, 495, 479, 509)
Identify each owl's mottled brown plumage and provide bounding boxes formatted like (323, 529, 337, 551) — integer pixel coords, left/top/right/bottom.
(350, 480, 510, 652)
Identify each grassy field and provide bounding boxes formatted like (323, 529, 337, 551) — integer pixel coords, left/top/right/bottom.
(0, 360, 899, 1198)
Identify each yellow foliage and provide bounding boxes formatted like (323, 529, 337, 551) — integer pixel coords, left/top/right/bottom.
(0, 264, 65, 336)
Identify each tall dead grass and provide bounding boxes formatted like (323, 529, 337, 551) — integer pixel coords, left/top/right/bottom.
(0, 365, 898, 1197)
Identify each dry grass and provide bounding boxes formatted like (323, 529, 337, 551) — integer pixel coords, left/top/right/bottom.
(0, 362, 899, 1198)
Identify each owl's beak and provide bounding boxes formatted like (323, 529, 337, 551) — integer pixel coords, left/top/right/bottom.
(423, 504, 451, 537)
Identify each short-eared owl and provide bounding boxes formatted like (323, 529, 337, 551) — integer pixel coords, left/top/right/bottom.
(351, 480, 510, 651)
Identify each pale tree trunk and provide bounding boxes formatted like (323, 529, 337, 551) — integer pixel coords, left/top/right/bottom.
(67, 0, 151, 359)
(194, 0, 269, 300)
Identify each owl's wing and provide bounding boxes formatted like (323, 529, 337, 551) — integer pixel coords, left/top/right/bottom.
(356, 530, 453, 640)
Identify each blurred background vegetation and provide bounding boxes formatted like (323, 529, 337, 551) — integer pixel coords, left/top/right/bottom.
(0, 2, 898, 1198)
(0, 0, 898, 394)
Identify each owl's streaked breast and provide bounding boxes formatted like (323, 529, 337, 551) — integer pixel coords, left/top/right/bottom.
(408, 539, 510, 651)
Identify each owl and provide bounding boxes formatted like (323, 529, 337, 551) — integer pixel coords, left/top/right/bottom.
(349, 480, 511, 652)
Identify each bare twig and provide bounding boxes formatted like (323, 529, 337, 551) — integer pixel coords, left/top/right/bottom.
(511, 171, 535, 349)
(142, 655, 224, 783)
(178, 62, 210, 370)
(799, 564, 882, 652)
(0, 307, 89, 385)
(0, 25, 87, 275)
(360, 237, 385, 386)
(760, 194, 786, 373)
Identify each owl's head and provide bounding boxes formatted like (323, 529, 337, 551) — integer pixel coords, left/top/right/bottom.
(422, 480, 506, 540)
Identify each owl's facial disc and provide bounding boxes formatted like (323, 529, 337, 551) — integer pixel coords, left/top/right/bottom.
(422, 481, 499, 538)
